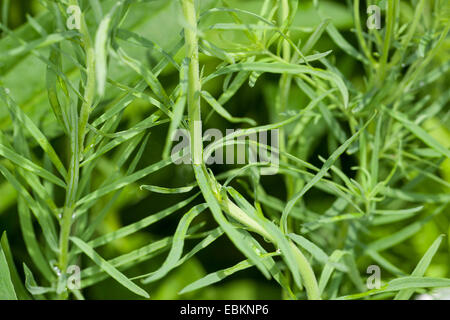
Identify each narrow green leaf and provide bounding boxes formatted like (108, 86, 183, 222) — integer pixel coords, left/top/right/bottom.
(16, 197, 54, 282)
(385, 108, 450, 159)
(319, 250, 347, 294)
(302, 19, 331, 55)
(0, 31, 78, 60)
(339, 277, 450, 300)
(82, 237, 172, 279)
(70, 237, 149, 298)
(140, 184, 196, 194)
(0, 165, 59, 252)
(282, 114, 375, 232)
(1, 232, 30, 299)
(0, 244, 17, 300)
(84, 193, 199, 250)
(193, 165, 270, 278)
(0, 143, 66, 188)
(382, 188, 450, 203)
(0, 87, 67, 179)
(367, 210, 442, 252)
(211, 62, 348, 108)
(163, 58, 188, 158)
(142, 204, 208, 283)
(179, 252, 279, 295)
(95, 2, 121, 96)
(23, 264, 53, 296)
(325, 23, 366, 62)
(201, 90, 256, 125)
(394, 235, 445, 300)
(288, 233, 329, 265)
(77, 157, 173, 206)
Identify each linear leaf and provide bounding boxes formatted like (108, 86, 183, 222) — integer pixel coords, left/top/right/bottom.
(179, 252, 279, 295)
(142, 204, 208, 283)
(0, 87, 67, 179)
(84, 193, 199, 250)
(95, 2, 121, 96)
(211, 62, 348, 108)
(1, 232, 30, 299)
(0, 244, 17, 300)
(385, 108, 450, 159)
(281, 114, 374, 232)
(394, 235, 445, 300)
(0, 143, 65, 188)
(140, 184, 196, 194)
(77, 157, 173, 206)
(201, 90, 256, 125)
(70, 237, 149, 298)
(193, 165, 270, 278)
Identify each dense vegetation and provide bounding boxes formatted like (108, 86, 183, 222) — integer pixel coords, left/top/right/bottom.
(0, 0, 449, 300)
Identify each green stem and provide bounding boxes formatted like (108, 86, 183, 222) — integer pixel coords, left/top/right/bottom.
(78, 43, 96, 155)
(58, 206, 74, 278)
(278, 0, 291, 121)
(224, 196, 321, 300)
(181, 0, 202, 165)
(70, 0, 96, 156)
(59, 138, 79, 299)
(59, 1, 93, 299)
(278, 0, 293, 202)
(389, 24, 449, 104)
(378, 0, 397, 81)
(58, 122, 79, 300)
(390, 0, 426, 66)
(181, 0, 320, 300)
(354, 0, 376, 65)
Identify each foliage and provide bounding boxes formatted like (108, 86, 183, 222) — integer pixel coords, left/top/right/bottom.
(0, 0, 449, 300)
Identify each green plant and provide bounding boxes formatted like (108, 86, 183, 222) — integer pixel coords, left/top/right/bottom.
(0, 0, 449, 300)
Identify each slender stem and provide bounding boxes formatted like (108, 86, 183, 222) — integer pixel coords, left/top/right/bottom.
(280, 0, 291, 62)
(278, 0, 293, 202)
(69, 0, 96, 156)
(389, 24, 449, 104)
(181, 0, 202, 165)
(390, 0, 426, 66)
(58, 206, 74, 277)
(354, 0, 376, 65)
(78, 45, 96, 155)
(278, 0, 291, 121)
(58, 105, 80, 299)
(59, 1, 93, 299)
(224, 196, 321, 300)
(378, 0, 396, 81)
(58, 150, 78, 299)
(59, 130, 79, 299)
(181, 0, 320, 300)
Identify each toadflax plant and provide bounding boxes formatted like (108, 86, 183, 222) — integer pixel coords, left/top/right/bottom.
(0, 0, 449, 300)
